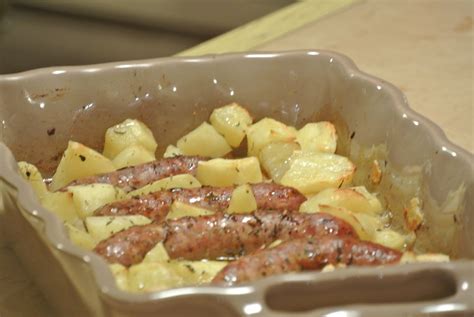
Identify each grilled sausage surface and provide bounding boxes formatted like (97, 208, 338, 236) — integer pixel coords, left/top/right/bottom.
(93, 211, 357, 267)
(212, 236, 403, 286)
(59, 156, 205, 192)
(93, 183, 306, 221)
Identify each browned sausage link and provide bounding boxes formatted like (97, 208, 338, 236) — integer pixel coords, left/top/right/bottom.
(93, 223, 167, 267)
(212, 236, 402, 286)
(93, 183, 307, 222)
(93, 211, 357, 267)
(58, 156, 206, 192)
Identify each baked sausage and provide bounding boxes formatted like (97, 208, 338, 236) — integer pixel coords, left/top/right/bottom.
(59, 156, 206, 192)
(93, 211, 357, 267)
(212, 236, 402, 286)
(93, 183, 306, 221)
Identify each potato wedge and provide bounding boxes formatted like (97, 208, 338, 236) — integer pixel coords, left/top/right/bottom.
(65, 223, 97, 250)
(128, 262, 184, 292)
(112, 144, 155, 169)
(110, 264, 129, 291)
(196, 157, 262, 187)
(40, 191, 78, 223)
(177, 122, 232, 158)
(280, 151, 355, 195)
(373, 229, 408, 251)
(209, 103, 253, 147)
(246, 118, 297, 157)
(166, 201, 215, 220)
(227, 184, 257, 214)
(127, 174, 201, 197)
(128, 260, 228, 292)
(404, 197, 423, 231)
(171, 260, 228, 285)
(296, 122, 337, 154)
(142, 242, 170, 263)
(85, 215, 151, 241)
(50, 141, 115, 191)
(312, 205, 371, 241)
(258, 141, 300, 182)
(352, 213, 384, 238)
(68, 184, 125, 219)
(163, 145, 183, 158)
(103, 119, 157, 159)
(299, 186, 383, 215)
(17, 161, 48, 200)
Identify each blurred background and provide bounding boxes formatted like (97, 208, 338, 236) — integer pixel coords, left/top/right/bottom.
(0, 0, 293, 74)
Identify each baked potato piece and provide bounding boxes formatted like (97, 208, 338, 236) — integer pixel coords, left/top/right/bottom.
(296, 121, 337, 154)
(299, 186, 383, 216)
(50, 141, 115, 191)
(103, 119, 157, 159)
(246, 118, 297, 157)
(210, 103, 253, 147)
(196, 157, 262, 187)
(177, 122, 231, 158)
(166, 201, 215, 220)
(280, 151, 355, 196)
(68, 184, 125, 219)
(112, 144, 155, 169)
(40, 191, 78, 223)
(127, 174, 201, 197)
(227, 184, 257, 214)
(17, 162, 48, 200)
(85, 215, 151, 241)
(258, 141, 300, 182)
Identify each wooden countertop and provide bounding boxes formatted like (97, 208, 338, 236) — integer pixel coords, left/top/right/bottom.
(1, 1, 472, 316)
(183, 0, 473, 153)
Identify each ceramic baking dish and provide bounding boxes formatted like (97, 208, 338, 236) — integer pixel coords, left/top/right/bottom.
(0, 51, 472, 317)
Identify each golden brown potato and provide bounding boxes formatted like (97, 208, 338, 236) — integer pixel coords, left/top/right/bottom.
(210, 103, 253, 147)
(280, 151, 355, 196)
(299, 186, 383, 216)
(127, 174, 201, 197)
(246, 118, 297, 157)
(17, 162, 48, 200)
(112, 144, 155, 169)
(258, 141, 300, 182)
(40, 191, 78, 223)
(85, 215, 151, 241)
(196, 157, 262, 187)
(162, 145, 183, 158)
(227, 184, 257, 214)
(50, 141, 115, 191)
(166, 201, 214, 220)
(103, 119, 157, 159)
(177, 122, 232, 158)
(68, 184, 125, 219)
(296, 122, 337, 154)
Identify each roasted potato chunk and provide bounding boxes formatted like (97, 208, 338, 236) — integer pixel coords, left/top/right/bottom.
(280, 151, 355, 195)
(50, 141, 115, 191)
(196, 157, 262, 186)
(103, 119, 157, 159)
(177, 122, 232, 158)
(210, 103, 253, 147)
(246, 118, 297, 157)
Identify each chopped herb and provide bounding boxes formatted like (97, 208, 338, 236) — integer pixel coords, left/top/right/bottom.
(184, 264, 195, 273)
(350, 131, 356, 139)
(25, 171, 31, 178)
(235, 167, 240, 172)
(106, 218, 114, 226)
(47, 128, 56, 136)
(453, 215, 458, 223)
(79, 155, 86, 162)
